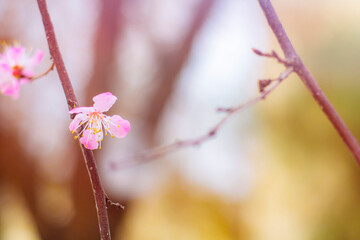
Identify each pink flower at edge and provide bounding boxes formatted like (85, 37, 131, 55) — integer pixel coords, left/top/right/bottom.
(69, 92, 131, 150)
(0, 45, 44, 99)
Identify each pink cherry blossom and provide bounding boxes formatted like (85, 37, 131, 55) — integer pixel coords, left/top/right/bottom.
(69, 92, 130, 150)
(0, 45, 43, 99)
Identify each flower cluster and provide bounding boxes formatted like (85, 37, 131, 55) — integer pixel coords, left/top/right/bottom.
(0, 44, 43, 99)
(69, 92, 130, 150)
(0, 44, 129, 149)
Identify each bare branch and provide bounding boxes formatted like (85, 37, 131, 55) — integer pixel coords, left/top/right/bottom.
(110, 67, 293, 169)
(36, 1, 111, 239)
(258, 0, 360, 165)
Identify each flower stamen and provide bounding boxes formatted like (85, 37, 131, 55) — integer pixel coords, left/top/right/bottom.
(68, 92, 130, 150)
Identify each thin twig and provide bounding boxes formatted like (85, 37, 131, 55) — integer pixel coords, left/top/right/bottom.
(110, 67, 293, 169)
(252, 48, 288, 65)
(218, 67, 293, 113)
(257, 0, 360, 166)
(36, 1, 111, 239)
(105, 196, 125, 210)
(31, 61, 55, 80)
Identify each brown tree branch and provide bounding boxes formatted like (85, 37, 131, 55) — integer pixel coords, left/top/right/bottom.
(257, 0, 360, 166)
(36, 0, 111, 239)
(80, 0, 126, 238)
(110, 67, 293, 169)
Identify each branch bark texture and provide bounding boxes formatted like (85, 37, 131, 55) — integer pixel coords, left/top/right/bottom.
(36, 0, 111, 239)
(257, 0, 360, 165)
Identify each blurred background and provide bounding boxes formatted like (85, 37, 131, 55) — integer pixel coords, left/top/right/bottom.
(0, 0, 360, 239)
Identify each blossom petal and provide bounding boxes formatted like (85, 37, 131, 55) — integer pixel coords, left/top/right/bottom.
(22, 69, 34, 78)
(0, 62, 11, 72)
(28, 50, 44, 66)
(69, 106, 95, 114)
(69, 113, 89, 132)
(109, 115, 130, 138)
(80, 130, 102, 150)
(93, 92, 117, 113)
(0, 45, 43, 99)
(6, 46, 26, 65)
(1, 78, 20, 99)
(19, 77, 31, 85)
(22, 50, 43, 76)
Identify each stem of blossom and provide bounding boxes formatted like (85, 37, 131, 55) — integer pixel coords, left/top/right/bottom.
(257, 0, 360, 166)
(31, 61, 55, 81)
(36, 1, 111, 239)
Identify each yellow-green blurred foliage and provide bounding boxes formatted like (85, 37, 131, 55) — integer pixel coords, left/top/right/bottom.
(119, 177, 249, 240)
(0, 187, 39, 240)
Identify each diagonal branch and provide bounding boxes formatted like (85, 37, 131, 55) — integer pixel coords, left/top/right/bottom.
(110, 67, 293, 169)
(36, 0, 111, 239)
(257, 0, 360, 166)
